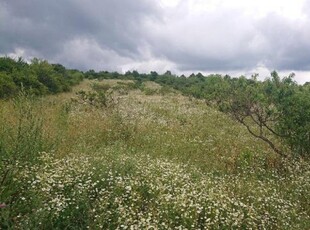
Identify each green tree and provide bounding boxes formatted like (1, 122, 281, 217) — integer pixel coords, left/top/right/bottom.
(0, 56, 27, 73)
(30, 58, 63, 93)
(150, 71, 158, 81)
(217, 72, 310, 157)
(0, 73, 17, 98)
(275, 85, 310, 156)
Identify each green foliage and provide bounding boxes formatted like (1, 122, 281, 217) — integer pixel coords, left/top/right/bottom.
(0, 56, 84, 98)
(0, 56, 27, 73)
(30, 58, 69, 93)
(0, 73, 17, 98)
(212, 72, 309, 157)
(276, 88, 310, 156)
(12, 73, 48, 95)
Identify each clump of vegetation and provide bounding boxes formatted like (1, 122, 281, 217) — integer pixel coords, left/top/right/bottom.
(71, 82, 121, 109)
(73, 90, 115, 108)
(206, 72, 310, 157)
(0, 56, 84, 98)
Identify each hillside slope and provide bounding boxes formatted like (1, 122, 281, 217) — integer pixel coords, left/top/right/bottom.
(0, 80, 309, 229)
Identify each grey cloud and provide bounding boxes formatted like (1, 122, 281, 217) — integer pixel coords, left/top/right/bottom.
(53, 38, 133, 72)
(0, 0, 309, 77)
(255, 13, 310, 71)
(0, 0, 160, 67)
(145, 9, 263, 71)
(145, 3, 310, 73)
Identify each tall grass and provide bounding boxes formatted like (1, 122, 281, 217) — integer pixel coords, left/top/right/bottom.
(0, 80, 309, 229)
(0, 91, 46, 227)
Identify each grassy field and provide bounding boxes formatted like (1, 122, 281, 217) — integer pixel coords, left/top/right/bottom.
(0, 80, 309, 229)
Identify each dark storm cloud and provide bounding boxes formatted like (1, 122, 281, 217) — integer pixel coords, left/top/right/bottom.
(0, 0, 160, 65)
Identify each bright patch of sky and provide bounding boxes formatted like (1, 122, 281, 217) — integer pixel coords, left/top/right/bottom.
(161, 0, 306, 19)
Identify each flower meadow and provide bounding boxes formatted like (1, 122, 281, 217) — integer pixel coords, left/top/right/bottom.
(0, 80, 309, 229)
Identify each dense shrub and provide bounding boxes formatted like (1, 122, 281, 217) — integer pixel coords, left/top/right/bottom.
(0, 56, 84, 98)
(0, 72, 17, 98)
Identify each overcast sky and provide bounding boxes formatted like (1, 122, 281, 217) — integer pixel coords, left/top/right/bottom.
(1, 0, 309, 83)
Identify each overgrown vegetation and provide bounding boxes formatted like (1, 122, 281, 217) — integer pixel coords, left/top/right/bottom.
(211, 72, 310, 157)
(0, 56, 310, 228)
(0, 80, 309, 229)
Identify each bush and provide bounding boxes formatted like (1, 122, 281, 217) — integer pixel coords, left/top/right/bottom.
(215, 72, 310, 157)
(0, 73, 17, 98)
(0, 56, 84, 98)
(73, 90, 116, 109)
(277, 89, 310, 156)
